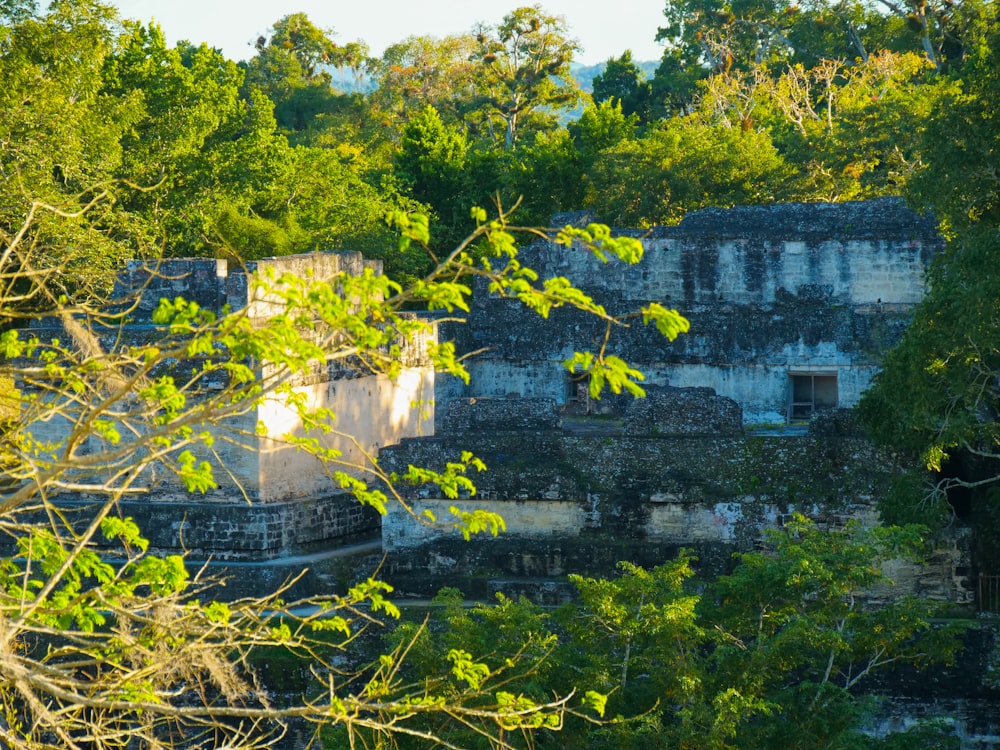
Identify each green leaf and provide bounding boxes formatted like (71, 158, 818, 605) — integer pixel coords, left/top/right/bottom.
(642, 302, 691, 341)
(582, 690, 608, 717)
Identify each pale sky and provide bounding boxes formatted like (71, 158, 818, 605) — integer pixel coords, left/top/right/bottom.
(107, 1, 667, 66)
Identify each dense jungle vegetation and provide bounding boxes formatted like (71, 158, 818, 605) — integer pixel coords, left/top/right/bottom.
(1, 0, 1000, 747)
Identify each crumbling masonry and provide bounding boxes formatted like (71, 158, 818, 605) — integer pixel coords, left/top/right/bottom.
(12, 198, 971, 604)
(378, 198, 968, 603)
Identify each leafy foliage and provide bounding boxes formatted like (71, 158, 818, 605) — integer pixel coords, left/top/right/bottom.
(0, 153, 693, 745)
(0, 0, 990, 745)
(856, 23, 1000, 528)
(859, 228, 1000, 523)
(588, 116, 791, 226)
(592, 50, 654, 121)
(241, 13, 365, 135)
(376, 518, 960, 749)
(702, 515, 960, 748)
(370, 33, 481, 129)
(470, 5, 584, 151)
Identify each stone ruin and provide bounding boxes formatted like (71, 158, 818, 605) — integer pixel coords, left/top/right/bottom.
(436, 196, 941, 425)
(6, 198, 970, 605)
(623, 386, 743, 437)
(376, 197, 968, 607)
(16, 252, 436, 576)
(377, 201, 995, 746)
(10, 198, 993, 746)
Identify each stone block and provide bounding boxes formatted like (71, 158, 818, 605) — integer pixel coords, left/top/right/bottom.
(441, 397, 561, 432)
(624, 386, 743, 436)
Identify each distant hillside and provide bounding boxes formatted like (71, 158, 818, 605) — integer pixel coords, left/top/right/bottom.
(327, 59, 662, 96)
(328, 68, 376, 94)
(570, 59, 661, 94)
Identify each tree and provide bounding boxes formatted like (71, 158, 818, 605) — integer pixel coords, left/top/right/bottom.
(655, 0, 977, 77)
(96, 13, 415, 264)
(859, 21, 1000, 535)
(857, 228, 1000, 530)
(497, 101, 639, 227)
(591, 50, 654, 121)
(259, 144, 419, 258)
(0, 0, 139, 304)
(356, 588, 570, 749)
(242, 13, 368, 135)
(699, 515, 960, 749)
(688, 52, 947, 202)
(558, 517, 959, 749)
(587, 116, 792, 226)
(657, 0, 797, 74)
(760, 52, 940, 200)
(904, 19, 1000, 234)
(864, 0, 990, 72)
(561, 555, 705, 740)
(470, 5, 583, 150)
(103, 22, 295, 257)
(0, 0, 35, 23)
(0, 173, 690, 746)
(375, 517, 959, 749)
(648, 0, 986, 120)
(369, 34, 482, 130)
(394, 105, 475, 255)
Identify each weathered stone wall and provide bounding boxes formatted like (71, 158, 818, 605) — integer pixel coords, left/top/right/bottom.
(251, 365, 434, 502)
(57, 493, 380, 562)
(19, 251, 434, 559)
(378, 402, 968, 604)
(623, 385, 742, 436)
(862, 624, 1000, 748)
(10, 202, 954, 599)
(436, 198, 942, 425)
(112, 252, 382, 318)
(442, 397, 561, 432)
(381, 427, 898, 549)
(554, 199, 937, 307)
(25, 251, 435, 504)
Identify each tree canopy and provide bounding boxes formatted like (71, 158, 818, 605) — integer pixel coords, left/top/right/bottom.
(0, 0, 993, 745)
(858, 13, 1000, 537)
(470, 5, 583, 150)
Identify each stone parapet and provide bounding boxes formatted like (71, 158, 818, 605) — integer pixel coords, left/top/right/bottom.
(111, 252, 382, 318)
(441, 397, 561, 432)
(654, 197, 940, 241)
(42, 493, 380, 562)
(438, 199, 941, 424)
(623, 385, 743, 436)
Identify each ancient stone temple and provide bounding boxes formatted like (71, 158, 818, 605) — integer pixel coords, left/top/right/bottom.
(10, 199, 965, 602)
(434, 197, 942, 425)
(377, 198, 968, 605)
(10, 200, 996, 747)
(20, 252, 436, 572)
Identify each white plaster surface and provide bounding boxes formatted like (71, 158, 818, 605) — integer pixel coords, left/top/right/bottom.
(383, 499, 586, 550)
(382, 497, 883, 551)
(255, 367, 434, 502)
(555, 237, 931, 306)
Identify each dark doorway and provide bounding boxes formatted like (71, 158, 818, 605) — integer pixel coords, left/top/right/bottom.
(787, 372, 838, 422)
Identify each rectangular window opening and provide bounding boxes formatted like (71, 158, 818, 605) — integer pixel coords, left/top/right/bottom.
(565, 372, 591, 414)
(787, 373, 838, 422)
